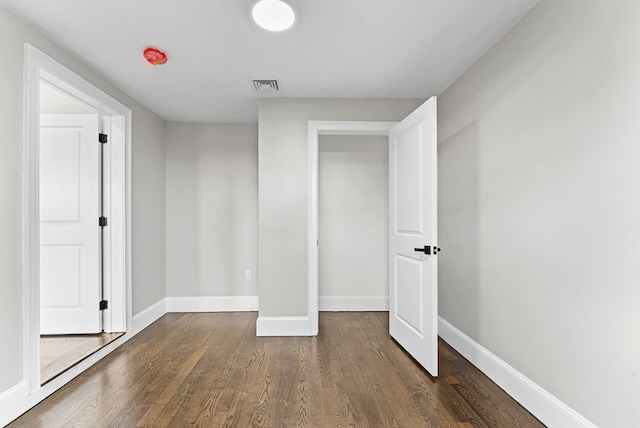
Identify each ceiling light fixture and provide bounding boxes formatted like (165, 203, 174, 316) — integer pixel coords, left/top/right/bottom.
(249, 0, 297, 32)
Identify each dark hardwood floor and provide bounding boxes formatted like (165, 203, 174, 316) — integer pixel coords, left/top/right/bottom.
(41, 332, 124, 385)
(9, 312, 545, 427)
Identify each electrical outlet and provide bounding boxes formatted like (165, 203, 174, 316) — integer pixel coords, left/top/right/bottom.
(245, 269, 252, 280)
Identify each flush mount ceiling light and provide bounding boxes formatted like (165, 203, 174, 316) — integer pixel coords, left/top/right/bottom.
(249, 0, 297, 32)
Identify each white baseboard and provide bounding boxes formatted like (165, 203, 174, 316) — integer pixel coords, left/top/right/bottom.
(131, 298, 167, 334)
(166, 296, 258, 313)
(319, 296, 388, 312)
(0, 382, 27, 427)
(438, 317, 597, 428)
(256, 316, 313, 336)
(0, 298, 167, 427)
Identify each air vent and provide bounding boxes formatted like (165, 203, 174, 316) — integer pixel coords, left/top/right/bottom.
(251, 79, 279, 93)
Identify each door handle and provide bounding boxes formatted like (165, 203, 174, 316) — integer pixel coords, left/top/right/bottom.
(414, 246, 442, 255)
(414, 246, 431, 255)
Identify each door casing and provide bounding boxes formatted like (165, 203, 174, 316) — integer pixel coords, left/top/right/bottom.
(23, 44, 132, 391)
(308, 121, 397, 335)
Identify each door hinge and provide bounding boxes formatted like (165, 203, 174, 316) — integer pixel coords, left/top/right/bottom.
(99, 216, 108, 227)
(99, 133, 108, 144)
(99, 300, 108, 310)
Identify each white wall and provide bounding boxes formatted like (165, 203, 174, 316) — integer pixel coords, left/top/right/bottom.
(0, 5, 166, 392)
(257, 98, 423, 318)
(165, 123, 258, 298)
(437, 1, 640, 426)
(319, 135, 388, 302)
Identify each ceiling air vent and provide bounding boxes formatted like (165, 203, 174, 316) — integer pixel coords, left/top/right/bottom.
(251, 79, 279, 93)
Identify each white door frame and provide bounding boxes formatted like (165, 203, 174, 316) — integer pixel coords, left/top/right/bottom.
(23, 44, 132, 392)
(308, 121, 397, 335)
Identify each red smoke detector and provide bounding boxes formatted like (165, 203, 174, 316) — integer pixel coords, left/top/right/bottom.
(143, 47, 167, 65)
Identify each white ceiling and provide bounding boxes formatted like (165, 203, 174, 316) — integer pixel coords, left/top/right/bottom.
(2, 0, 539, 123)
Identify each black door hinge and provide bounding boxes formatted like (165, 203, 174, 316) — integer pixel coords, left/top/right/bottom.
(99, 300, 108, 310)
(99, 133, 108, 144)
(99, 216, 108, 227)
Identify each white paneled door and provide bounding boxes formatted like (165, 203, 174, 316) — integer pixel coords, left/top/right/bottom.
(40, 114, 102, 334)
(389, 97, 438, 376)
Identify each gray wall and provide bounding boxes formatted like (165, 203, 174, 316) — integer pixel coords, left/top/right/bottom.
(257, 98, 423, 317)
(131, 110, 166, 314)
(0, 6, 166, 391)
(319, 135, 388, 299)
(3, 2, 637, 425)
(437, 1, 640, 426)
(165, 123, 258, 297)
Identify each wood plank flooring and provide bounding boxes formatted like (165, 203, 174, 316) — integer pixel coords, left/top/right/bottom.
(9, 313, 545, 427)
(41, 333, 124, 385)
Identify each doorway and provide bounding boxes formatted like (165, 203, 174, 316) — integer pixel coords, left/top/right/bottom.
(38, 83, 125, 384)
(39, 83, 102, 335)
(23, 44, 132, 391)
(318, 134, 389, 311)
(308, 121, 397, 334)
(308, 98, 439, 377)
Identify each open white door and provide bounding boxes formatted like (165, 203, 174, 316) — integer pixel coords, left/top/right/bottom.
(389, 97, 438, 376)
(40, 114, 102, 334)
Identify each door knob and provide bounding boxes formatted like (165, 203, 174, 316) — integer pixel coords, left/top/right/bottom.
(414, 246, 442, 255)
